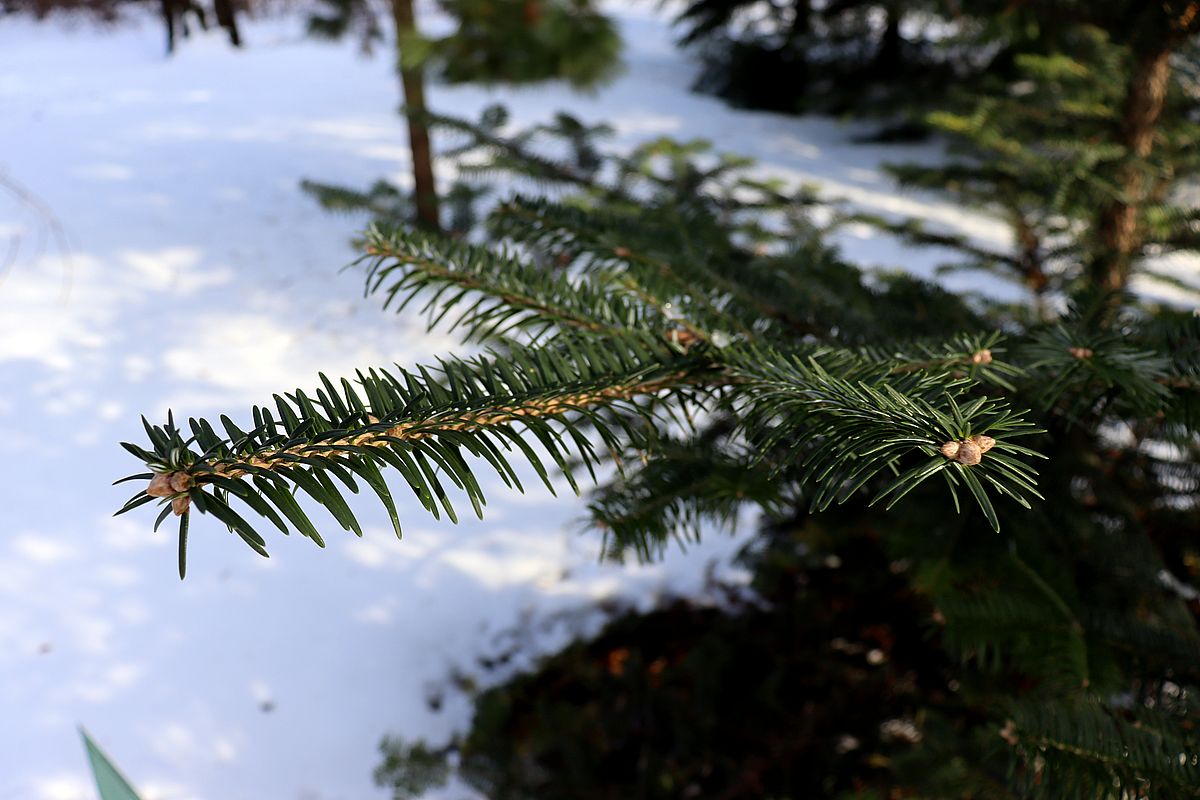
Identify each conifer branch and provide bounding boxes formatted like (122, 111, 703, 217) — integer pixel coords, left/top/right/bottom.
(423, 108, 618, 197)
(117, 336, 714, 577)
(1006, 701, 1200, 798)
(488, 198, 826, 340)
(726, 346, 1045, 531)
(206, 369, 699, 482)
(120, 116, 1073, 573)
(361, 226, 655, 342)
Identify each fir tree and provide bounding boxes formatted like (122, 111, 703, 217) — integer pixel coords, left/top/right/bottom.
(856, 1, 1200, 306)
(674, 0, 981, 125)
(114, 3, 1200, 794)
(304, 0, 621, 231)
(424, 0, 620, 90)
(306, 0, 442, 228)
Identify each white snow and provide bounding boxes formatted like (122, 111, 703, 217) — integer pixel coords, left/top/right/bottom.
(0, 4, 1194, 800)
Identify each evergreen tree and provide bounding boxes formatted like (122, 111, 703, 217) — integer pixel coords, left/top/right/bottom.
(306, 0, 442, 228)
(856, 1, 1200, 306)
(674, 0, 980, 125)
(423, 0, 620, 90)
(115, 5, 1200, 796)
(304, 0, 621, 231)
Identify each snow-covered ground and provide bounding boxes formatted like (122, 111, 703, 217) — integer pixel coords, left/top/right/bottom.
(0, 5, 1192, 800)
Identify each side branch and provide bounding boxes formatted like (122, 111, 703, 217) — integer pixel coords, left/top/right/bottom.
(205, 369, 702, 481)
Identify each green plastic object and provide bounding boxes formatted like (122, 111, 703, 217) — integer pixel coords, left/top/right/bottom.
(80, 728, 144, 800)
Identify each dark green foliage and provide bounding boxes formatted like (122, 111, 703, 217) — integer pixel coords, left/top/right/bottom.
(1007, 701, 1200, 799)
(306, 0, 382, 51)
(301, 176, 490, 238)
(860, 5, 1200, 301)
(305, 0, 620, 88)
(301, 178, 408, 222)
(425, 0, 621, 90)
(374, 740, 451, 800)
(116, 331, 710, 574)
(676, 0, 978, 124)
(432, 617, 930, 795)
(587, 421, 782, 560)
(377, 507, 1200, 798)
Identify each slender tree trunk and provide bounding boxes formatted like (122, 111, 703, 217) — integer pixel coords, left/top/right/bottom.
(787, 0, 810, 39)
(873, 7, 903, 77)
(390, 0, 440, 232)
(161, 0, 176, 54)
(213, 0, 242, 47)
(1091, 47, 1172, 292)
(782, 0, 811, 101)
(1013, 214, 1047, 294)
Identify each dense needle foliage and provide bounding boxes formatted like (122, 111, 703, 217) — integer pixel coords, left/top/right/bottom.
(116, 1, 1200, 797)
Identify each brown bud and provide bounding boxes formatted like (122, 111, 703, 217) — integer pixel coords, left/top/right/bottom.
(169, 472, 194, 493)
(669, 328, 702, 351)
(955, 440, 983, 466)
(939, 441, 961, 459)
(172, 494, 191, 516)
(613, 246, 631, 258)
(1068, 346, 1094, 359)
(970, 349, 993, 365)
(970, 434, 996, 453)
(147, 473, 175, 498)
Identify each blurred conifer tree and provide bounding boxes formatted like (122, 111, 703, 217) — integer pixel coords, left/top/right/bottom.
(304, 0, 620, 231)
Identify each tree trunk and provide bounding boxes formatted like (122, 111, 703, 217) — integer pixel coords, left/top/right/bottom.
(873, 7, 903, 77)
(213, 0, 242, 47)
(161, 0, 176, 54)
(787, 0, 810, 39)
(390, 0, 440, 232)
(1091, 47, 1172, 292)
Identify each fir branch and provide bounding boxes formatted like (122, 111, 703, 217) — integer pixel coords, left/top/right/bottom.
(868, 331, 1023, 391)
(487, 197, 825, 341)
(1006, 701, 1200, 799)
(588, 426, 788, 561)
(1022, 324, 1173, 419)
(422, 107, 617, 197)
(117, 336, 714, 576)
(725, 346, 1045, 531)
(361, 225, 656, 342)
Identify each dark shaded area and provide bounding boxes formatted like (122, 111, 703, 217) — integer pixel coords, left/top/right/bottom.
(379, 523, 981, 799)
(676, 0, 987, 133)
